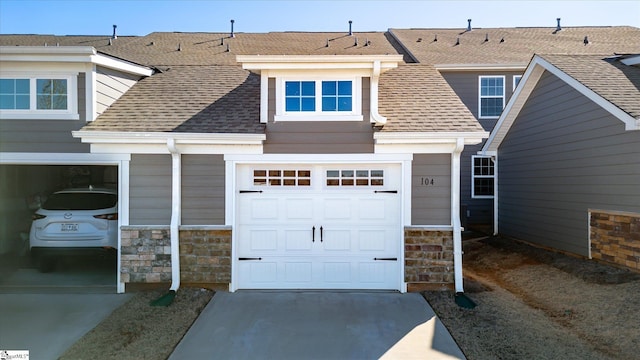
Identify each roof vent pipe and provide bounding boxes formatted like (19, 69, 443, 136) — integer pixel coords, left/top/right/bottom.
(455, 37, 460, 46)
(556, 18, 562, 32)
(354, 37, 358, 46)
(485, 33, 489, 42)
(220, 37, 224, 46)
(326, 38, 329, 47)
(434, 34, 438, 42)
(108, 38, 112, 46)
(112, 25, 117, 39)
(230, 19, 235, 38)
(467, 19, 472, 31)
(584, 36, 589, 45)
(349, 20, 353, 36)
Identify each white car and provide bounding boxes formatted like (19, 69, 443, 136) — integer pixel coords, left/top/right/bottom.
(29, 187, 118, 272)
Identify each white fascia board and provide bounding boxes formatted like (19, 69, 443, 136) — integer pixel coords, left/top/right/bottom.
(0, 46, 96, 56)
(91, 54, 153, 76)
(0, 46, 152, 77)
(435, 63, 527, 71)
(483, 55, 640, 154)
(238, 54, 402, 72)
(224, 153, 412, 163)
(73, 131, 265, 145)
(374, 132, 489, 145)
(0, 152, 129, 164)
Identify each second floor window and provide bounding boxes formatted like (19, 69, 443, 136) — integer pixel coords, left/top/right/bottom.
(284, 80, 353, 113)
(321, 81, 352, 111)
(36, 79, 68, 110)
(285, 81, 315, 112)
(1, 77, 72, 112)
(479, 76, 505, 118)
(0, 79, 30, 109)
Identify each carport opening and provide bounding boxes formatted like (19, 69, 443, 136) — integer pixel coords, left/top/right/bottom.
(0, 164, 119, 291)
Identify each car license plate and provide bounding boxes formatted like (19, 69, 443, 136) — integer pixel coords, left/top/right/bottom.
(61, 223, 79, 232)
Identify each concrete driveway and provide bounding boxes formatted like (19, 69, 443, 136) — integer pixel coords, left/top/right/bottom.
(0, 293, 131, 360)
(170, 291, 466, 359)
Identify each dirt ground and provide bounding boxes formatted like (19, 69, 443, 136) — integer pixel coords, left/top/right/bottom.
(60, 288, 214, 360)
(424, 235, 640, 360)
(61, 235, 640, 360)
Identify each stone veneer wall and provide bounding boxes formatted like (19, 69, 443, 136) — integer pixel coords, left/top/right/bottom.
(179, 228, 232, 285)
(590, 210, 640, 271)
(404, 228, 454, 291)
(121, 227, 172, 283)
(120, 226, 232, 288)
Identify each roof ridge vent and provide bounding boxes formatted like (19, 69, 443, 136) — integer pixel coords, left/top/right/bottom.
(112, 25, 117, 39)
(467, 19, 472, 32)
(230, 19, 235, 38)
(349, 20, 353, 36)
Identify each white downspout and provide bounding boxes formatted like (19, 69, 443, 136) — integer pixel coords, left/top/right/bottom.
(452, 138, 464, 293)
(370, 60, 387, 125)
(167, 138, 181, 292)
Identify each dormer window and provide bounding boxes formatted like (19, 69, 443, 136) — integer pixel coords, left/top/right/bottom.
(321, 81, 352, 112)
(285, 81, 316, 111)
(237, 55, 403, 124)
(278, 77, 360, 121)
(0, 74, 78, 120)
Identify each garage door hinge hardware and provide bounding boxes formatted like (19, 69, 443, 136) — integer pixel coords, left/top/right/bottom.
(239, 190, 263, 193)
(239, 257, 263, 261)
(374, 190, 398, 194)
(374, 257, 397, 261)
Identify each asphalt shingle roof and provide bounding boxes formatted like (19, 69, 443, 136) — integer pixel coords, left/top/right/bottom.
(3, 27, 638, 134)
(390, 26, 640, 64)
(540, 54, 640, 120)
(82, 65, 264, 133)
(378, 64, 482, 132)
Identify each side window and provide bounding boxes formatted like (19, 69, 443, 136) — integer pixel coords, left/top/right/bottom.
(472, 156, 495, 198)
(479, 76, 505, 118)
(513, 75, 522, 92)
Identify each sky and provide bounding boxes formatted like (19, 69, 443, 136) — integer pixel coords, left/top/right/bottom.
(0, 0, 638, 36)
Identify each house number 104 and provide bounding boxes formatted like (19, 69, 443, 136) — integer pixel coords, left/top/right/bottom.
(421, 177, 434, 186)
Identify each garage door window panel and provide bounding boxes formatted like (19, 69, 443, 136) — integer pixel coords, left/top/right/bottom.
(326, 169, 384, 187)
(253, 169, 311, 186)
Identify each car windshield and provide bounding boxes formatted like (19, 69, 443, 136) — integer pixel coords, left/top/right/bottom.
(42, 192, 117, 210)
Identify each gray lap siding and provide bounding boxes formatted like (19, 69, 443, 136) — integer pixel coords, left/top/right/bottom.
(440, 71, 522, 228)
(497, 70, 640, 256)
(128, 154, 226, 226)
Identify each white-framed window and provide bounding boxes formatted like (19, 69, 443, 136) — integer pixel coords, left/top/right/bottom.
(276, 77, 362, 121)
(472, 155, 495, 198)
(513, 75, 522, 92)
(478, 76, 505, 118)
(0, 74, 78, 120)
(325, 169, 384, 187)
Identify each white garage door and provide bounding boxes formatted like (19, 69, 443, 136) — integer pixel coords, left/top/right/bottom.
(236, 164, 402, 290)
